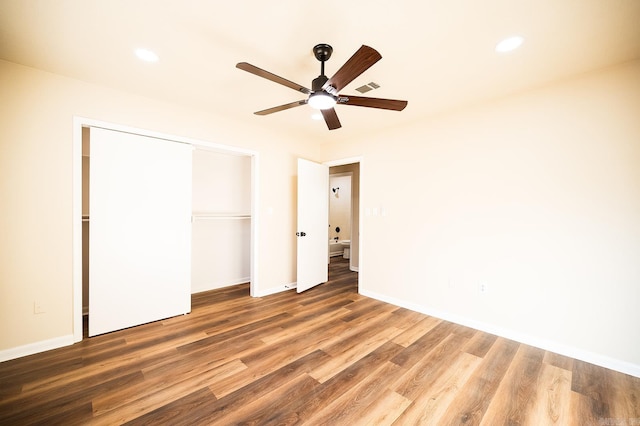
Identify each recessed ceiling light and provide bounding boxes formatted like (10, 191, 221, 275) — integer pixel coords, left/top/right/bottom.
(495, 36, 524, 53)
(135, 48, 159, 62)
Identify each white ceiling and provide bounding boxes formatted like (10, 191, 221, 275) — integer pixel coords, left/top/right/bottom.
(2, 0, 640, 142)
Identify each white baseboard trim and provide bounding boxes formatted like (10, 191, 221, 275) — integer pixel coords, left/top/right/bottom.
(0, 334, 75, 363)
(253, 282, 297, 298)
(359, 288, 640, 378)
(192, 277, 251, 294)
(350, 266, 359, 272)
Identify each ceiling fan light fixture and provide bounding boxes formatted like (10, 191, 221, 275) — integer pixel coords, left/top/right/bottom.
(308, 92, 337, 110)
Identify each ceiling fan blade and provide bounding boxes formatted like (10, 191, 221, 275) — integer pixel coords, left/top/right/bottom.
(324, 45, 382, 93)
(255, 100, 307, 115)
(321, 108, 342, 130)
(337, 95, 407, 111)
(236, 62, 311, 94)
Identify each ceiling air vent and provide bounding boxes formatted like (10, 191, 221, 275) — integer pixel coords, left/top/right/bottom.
(355, 82, 380, 94)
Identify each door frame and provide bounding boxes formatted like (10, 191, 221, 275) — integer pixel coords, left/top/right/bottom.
(324, 156, 363, 285)
(72, 116, 260, 342)
(328, 171, 353, 258)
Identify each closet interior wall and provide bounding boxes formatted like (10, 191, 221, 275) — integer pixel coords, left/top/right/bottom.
(191, 148, 251, 293)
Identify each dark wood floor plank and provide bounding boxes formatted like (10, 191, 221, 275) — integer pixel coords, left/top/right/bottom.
(307, 360, 406, 425)
(92, 358, 247, 419)
(390, 320, 457, 367)
(355, 389, 413, 425)
(10, 345, 182, 407)
(391, 315, 442, 348)
(213, 373, 321, 425)
(0, 355, 85, 393)
(543, 350, 575, 371)
(258, 303, 351, 345)
(569, 390, 610, 426)
(310, 321, 405, 383)
(450, 323, 478, 339)
(572, 359, 614, 403)
(177, 312, 292, 354)
(197, 349, 331, 423)
(297, 281, 360, 307)
(317, 305, 402, 359)
(463, 330, 498, 358)
(1, 370, 144, 425)
(610, 372, 640, 421)
(340, 298, 399, 324)
(391, 333, 471, 400)
(437, 337, 521, 425)
(123, 387, 217, 426)
(392, 351, 482, 425)
(265, 340, 405, 424)
(480, 344, 546, 424)
(525, 363, 573, 425)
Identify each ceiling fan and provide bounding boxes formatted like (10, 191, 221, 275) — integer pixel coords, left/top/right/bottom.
(236, 44, 408, 130)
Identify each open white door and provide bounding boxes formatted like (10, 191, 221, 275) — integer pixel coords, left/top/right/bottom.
(297, 158, 329, 292)
(89, 127, 192, 336)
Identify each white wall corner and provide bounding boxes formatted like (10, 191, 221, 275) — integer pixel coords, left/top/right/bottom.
(359, 288, 640, 379)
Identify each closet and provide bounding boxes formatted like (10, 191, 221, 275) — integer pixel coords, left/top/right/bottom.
(191, 148, 251, 293)
(81, 127, 251, 337)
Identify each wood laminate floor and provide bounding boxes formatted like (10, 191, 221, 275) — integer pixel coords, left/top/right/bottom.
(1, 257, 638, 425)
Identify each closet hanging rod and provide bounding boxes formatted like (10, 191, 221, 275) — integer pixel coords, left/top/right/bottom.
(192, 213, 251, 220)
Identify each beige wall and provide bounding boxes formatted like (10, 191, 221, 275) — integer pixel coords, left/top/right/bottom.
(323, 60, 640, 372)
(0, 59, 320, 353)
(2, 57, 639, 375)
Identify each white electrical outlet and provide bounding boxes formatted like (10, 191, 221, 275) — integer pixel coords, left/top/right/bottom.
(478, 282, 488, 294)
(34, 300, 45, 314)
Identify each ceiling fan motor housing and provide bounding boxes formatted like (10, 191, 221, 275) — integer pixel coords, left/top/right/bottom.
(312, 75, 329, 92)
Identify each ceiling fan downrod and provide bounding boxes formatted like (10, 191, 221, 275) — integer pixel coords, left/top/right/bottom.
(312, 44, 333, 92)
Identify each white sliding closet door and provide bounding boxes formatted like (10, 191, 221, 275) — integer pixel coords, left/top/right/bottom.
(89, 127, 192, 337)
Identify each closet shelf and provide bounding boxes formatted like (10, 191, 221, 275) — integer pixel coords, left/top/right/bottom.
(192, 212, 251, 220)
